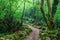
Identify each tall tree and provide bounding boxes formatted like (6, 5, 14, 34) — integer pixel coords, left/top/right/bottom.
(52, 0, 59, 17)
(47, 0, 59, 29)
(20, 0, 25, 26)
(41, 0, 59, 29)
(47, 0, 53, 29)
(32, 0, 36, 21)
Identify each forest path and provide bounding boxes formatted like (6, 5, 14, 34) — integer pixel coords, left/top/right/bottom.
(24, 24, 39, 40)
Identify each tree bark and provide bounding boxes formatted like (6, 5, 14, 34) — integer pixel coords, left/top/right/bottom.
(41, 0, 59, 29)
(47, 0, 54, 29)
(47, 0, 59, 29)
(52, 0, 59, 17)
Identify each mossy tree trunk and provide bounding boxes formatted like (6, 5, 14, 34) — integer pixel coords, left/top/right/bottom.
(40, 0, 59, 29)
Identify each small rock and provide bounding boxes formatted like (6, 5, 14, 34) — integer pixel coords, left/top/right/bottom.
(46, 37, 51, 40)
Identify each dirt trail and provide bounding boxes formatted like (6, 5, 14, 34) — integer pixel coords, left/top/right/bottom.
(25, 25, 39, 40)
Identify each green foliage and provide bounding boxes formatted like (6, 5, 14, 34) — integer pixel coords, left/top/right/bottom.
(0, 0, 60, 40)
(0, 0, 23, 33)
(3, 25, 32, 40)
(54, 1, 60, 28)
(39, 27, 59, 40)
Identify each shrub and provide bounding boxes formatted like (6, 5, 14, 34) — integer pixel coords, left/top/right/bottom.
(0, 13, 21, 33)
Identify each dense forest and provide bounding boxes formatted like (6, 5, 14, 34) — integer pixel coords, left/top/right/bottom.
(0, 0, 60, 40)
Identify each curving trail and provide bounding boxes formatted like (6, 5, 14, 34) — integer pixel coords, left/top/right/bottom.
(25, 25, 39, 40)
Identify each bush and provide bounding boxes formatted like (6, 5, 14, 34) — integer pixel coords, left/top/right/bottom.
(0, 13, 21, 33)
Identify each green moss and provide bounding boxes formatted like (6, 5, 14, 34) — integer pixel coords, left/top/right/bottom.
(40, 28, 59, 40)
(2, 25, 32, 40)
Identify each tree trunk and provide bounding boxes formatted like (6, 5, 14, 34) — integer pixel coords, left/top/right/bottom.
(52, 0, 59, 17)
(40, 0, 49, 27)
(41, 0, 59, 29)
(47, 0, 54, 29)
(47, 0, 59, 29)
(20, 0, 25, 26)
